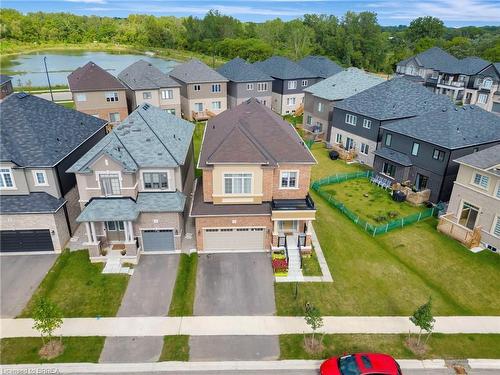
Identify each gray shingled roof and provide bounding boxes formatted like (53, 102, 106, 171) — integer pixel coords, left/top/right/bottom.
(169, 59, 228, 84)
(304, 68, 385, 101)
(454, 144, 500, 171)
(297, 56, 343, 79)
(68, 103, 194, 173)
(373, 147, 413, 166)
(0, 74, 12, 85)
(382, 105, 500, 149)
(137, 192, 186, 212)
(0, 94, 107, 167)
(77, 198, 139, 222)
(68, 61, 126, 92)
(459, 57, 491, 75)
(0, 193, 66, 214)
(335, 76, 454, 121)
(216, 57, 273, 83)
(118, 60, 180, 90)
(253, 56, 317, 80)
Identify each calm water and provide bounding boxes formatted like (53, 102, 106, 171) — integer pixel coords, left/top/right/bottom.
(0, 50, 178, 87)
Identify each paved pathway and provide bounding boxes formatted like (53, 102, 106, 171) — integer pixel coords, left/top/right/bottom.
(2, 316, 500, 338)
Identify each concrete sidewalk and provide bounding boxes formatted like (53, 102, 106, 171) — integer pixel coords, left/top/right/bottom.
(2, 316, 500, 338)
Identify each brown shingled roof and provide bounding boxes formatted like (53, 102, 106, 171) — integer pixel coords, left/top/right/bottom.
(68, 61, 125, 92)
(198, 98, 316, 167)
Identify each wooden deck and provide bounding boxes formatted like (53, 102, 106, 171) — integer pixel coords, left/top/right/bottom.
(437, 213, 482, 248)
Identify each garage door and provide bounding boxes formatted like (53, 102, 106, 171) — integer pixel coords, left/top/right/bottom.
(203, 227, 265, 251)
(142, 229, 175, 252)
(0, 229, 54, 253)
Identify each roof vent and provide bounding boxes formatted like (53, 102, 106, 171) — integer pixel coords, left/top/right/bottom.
(454, 107, 458, 111)
(16, 92, 29, 99)
(146, 137, 151, 142)
(157, 152, 163, 156)
(131, 127, 141, 132)
(442, 108, 447, 112)
(142, 104, 150, 110)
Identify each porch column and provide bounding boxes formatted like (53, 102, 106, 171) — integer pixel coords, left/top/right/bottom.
(123, 221, 130, 242)
(85, 222, 92, 243)
(90, 222, 97, 243)
(128, 221, 134, 242)
(306, 220, 312, 235)
(273, 220, 279, 235)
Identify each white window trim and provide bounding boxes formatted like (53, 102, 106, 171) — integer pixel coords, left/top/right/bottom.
(222, 172, 253, 195)
(140, 169, 173, 192)
(257, 82, 268, 92)
(75, 93, 87, 102)
(495, 180, 500, 200)
(32, 170, 49, 186)
(279, 170, 299, 190)
(317, 102, 324, 112)
(477, 93, 488, 104)
(193, 84, 201, 92)
(345, 113, 357, 126)
(360, 143, 369, 155)
(247, 83, 254, 91)
(470, 171, 490, 190)
(302, 80, 308, 87)
(287, 81, 297, 90)
(211, 84, 221, 93)
(212, 101, 222, 110)
(491, 216, 500, 238)
(105, 91, 119, 102)
(457, 199, 481, 230)
(95, 171, 123, 196)
(411, 142, 420, 156)
(287, 97, 296, 106)
(362, 119, 372, 129)
(161, 89, 173, 100)
(142, 91, 152, 100)
(0, 167, 16, 190)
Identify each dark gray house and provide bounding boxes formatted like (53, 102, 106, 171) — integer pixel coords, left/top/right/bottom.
(373, 105, 500, 203)
(216, 57, 273, 109)
(253, 56, 319, 115)
(0, 93, 107, 253)
(331, 76, 453, 166)
(297, 56, 343, 79)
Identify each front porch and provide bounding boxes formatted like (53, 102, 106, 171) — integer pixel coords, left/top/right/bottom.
(437, 213, 482, 249)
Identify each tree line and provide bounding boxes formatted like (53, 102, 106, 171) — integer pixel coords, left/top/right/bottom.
(1, 8, 498, 73)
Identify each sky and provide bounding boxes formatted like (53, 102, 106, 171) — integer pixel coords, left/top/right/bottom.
(3, 0, 500, 26)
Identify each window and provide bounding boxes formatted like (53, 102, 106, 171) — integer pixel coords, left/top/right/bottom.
(411, 142, 420, 156)
(32, 170, 48, 186)
(385, 133, 392, 146)
(212, 101, 222, 110)
(106, 221, 124, 231)
(287, 97, 296, 106)
(335, 133, 342, 144)
(317, 102, 324, 112)
(459, 202, 479, 230)
(194, 103, 203, 112)
(432, 149, 445, 161)
(143, 172, 169, 190)
(161, 89, 173, 100)
(382, 162, 396, 177)
(75, 93, 87, 102)
(281, 171, 298, 188)
(345, 137, 354, 150)
(142, 91, 152, 100)
(483, 78, 493, 89)
(314, 122, 323, 133)
(247, 83, 254, 91)
(211, 84, 221, 93)
(0, 168, 14, 188)
(494, 217, 500, 237)
(345, 113, 357, 126)
(306, 115, 312, 125)
(496, 184, 500, 199)
(287, 81, 297, 90)
(478, 93, 488, 104)
(362, 119, 372, 129)
(302, 80, 308, 87)
(109, 112, 120, 122)
(415, 173, 428, 190)
(193, 84, 201, 92)
(257, 82, 268, 92)
(99, 173, 120, 196)
(360, 143, 369, 155)
(105, 92, 119, 102)
(472, 172, 489, 189)
(224, 173, 252, 194)
(165, 108, 176, 115)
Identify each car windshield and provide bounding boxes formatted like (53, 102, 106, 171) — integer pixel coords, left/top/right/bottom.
(338, 355, 361, 375)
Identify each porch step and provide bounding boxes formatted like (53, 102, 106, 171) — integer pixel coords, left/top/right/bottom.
(102, 257, 133, 275)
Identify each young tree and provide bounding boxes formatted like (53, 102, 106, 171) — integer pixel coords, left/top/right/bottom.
(409, 297, 435, 347)
(32, 297, 63, 344)
(304, 302, 323, 349)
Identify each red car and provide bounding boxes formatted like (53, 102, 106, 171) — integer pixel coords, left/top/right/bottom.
(320, 353, 402, 375)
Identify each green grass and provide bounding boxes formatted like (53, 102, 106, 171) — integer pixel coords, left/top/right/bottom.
(275, 145, 500, 316)
(310, 144, 370, 181)
(280, 334, 500, 360)
(168, 254, 198, 316)
(57, 101, 75, 109)
(0, 337, 104, 364)
(158, 336, 190, 361)
(321, 178, 426, 225)
(20, 250, 129, 318)
(302, 249, 323, 277)
(193, 122, 205, 178)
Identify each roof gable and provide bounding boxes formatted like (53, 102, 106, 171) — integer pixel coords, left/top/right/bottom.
(217, 57, 273, 83)
(68, 61, 125, 92)
(253, 56, 317, 80)
(118, 60, 180, 90)
(169, 59, 228, 84)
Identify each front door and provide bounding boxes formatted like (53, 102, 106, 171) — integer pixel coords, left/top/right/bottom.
(105, 221, 125, 242)
(458, 203, 479, 230)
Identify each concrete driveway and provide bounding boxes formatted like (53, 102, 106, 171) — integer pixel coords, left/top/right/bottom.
(191, 252, 279, 361)
(0, 254, 57, 317)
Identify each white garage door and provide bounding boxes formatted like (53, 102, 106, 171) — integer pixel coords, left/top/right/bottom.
(203, 227, 265, 251)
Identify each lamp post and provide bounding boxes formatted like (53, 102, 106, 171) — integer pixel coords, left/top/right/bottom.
(43, 56, 54, 102)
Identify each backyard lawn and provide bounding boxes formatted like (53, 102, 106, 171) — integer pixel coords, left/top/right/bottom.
(275, 144, 500, 316)
(20, 250, 129, 318)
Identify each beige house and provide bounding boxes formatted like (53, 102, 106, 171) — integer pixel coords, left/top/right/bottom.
(438, 145, 500, 252)
(169, 59, 228, 121)
(191, 98, 317, 254)
(118, 60, 181, 117)
(68, 62, 128, 125)
(67, 103, 195, 263)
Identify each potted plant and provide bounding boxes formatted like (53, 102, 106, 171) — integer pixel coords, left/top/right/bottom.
(99, 248, 107, 257)
(120, 249, 126, 256)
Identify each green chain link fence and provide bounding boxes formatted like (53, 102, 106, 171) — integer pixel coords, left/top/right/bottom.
(311, 172, 437, 236)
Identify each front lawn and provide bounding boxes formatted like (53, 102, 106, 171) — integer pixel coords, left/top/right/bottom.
(158, 336, 190, 361)
(20, 250, 129, 318)
(280, 334, 500, 360)
(0, 337, 104, 364)
(168, 254, 198, 316)
(302, 249, 323, 277)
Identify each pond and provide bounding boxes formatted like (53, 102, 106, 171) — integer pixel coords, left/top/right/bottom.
(0, 50, 178, 87)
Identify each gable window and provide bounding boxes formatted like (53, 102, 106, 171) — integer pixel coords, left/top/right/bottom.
(193, 84, 201, 92)
(109, 112, 120, 122)
(257, 82, 268, 92)
(32, 170, 48, 186)
(345, 113, 357, 126)
(161, 89, 173, 100)
(317, 102, 324, 112)
(143, 172, 169, 190)
(382, 162, 396, 177)
(142, 91, 152, 100)
(385, 133, 392, 146)
(247, 83, 254, 91)
(478, 93, 488, 104)
(362, 119, 372, 129)
(212, 101, 222, 110)
(360, 143, 369, 155)
(459, 202, 479, 230)
(281, 171, 298, 189)
(287, 97, 296, 106)
(211, 84, 221, 93)
(472, 172, 489, 189)
(411, 142, 420, 156)
(75, 93, 87, 102)
(224, 173, 252, 194)
(302, 80, 308, 87)
(99, 173, 120, 196)
(0, 168, 14, 188)
(432, 149, 445, 161)
(306, 115, 312, 125)
(287, 81, 297, 90)
(105, 92, 119, 102)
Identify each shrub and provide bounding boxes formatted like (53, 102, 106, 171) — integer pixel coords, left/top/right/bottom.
(272, 258, 288, 273)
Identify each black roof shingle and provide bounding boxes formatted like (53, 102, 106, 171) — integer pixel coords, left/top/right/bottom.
(0, 192, 66, 214)
(217, 57, 273, 83)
